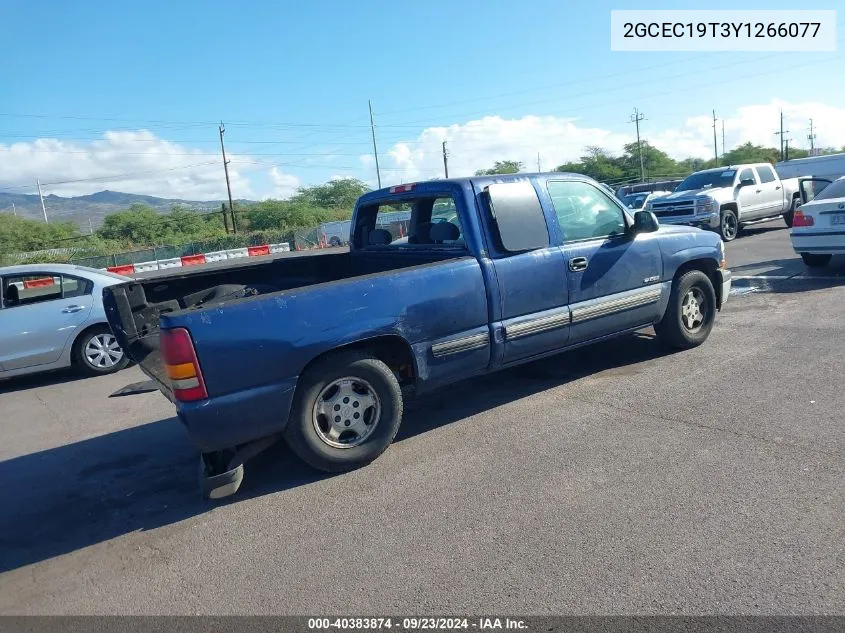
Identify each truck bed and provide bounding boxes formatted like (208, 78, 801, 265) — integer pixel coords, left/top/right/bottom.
(103, 249, 468, 388)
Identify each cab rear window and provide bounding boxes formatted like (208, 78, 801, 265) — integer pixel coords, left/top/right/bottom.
(354, 195, 465, 249)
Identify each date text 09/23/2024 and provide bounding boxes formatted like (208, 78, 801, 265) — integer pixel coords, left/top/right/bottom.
(307, 618, 528, 630)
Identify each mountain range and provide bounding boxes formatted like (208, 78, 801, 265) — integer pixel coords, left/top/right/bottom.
(0, 190, 249, 229)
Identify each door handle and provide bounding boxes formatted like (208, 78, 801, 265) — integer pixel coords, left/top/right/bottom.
(569, 257, 588, 272)
(755, 189, 762, 193)
(62, 305, 84, 313)
(775, 185, 782, 190)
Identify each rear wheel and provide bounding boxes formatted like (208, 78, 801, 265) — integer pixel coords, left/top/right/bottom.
(719, 208, 739, 242)
(800, 253, 831, 267)
(329, 236, 342, 247)
(284, 351, 403, 472)
(73, 325, 129, 376)
(655, 270, 717, 350)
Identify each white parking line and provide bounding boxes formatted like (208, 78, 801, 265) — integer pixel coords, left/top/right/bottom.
(734, 274, 845, 281)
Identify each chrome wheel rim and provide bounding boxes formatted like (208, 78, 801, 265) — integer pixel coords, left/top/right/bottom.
(722, 214, 737, 239)
(85, 333, 124, 368)
(681, 287, 707, 332)
(312, 377, 381, 449)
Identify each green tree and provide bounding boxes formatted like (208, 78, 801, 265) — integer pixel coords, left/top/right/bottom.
(0, 215, 80, 253)
(475, 160, 524, 175)
(292, 178, 370, 210)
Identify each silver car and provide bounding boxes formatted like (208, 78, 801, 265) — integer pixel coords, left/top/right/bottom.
(0, 263, 131, 379)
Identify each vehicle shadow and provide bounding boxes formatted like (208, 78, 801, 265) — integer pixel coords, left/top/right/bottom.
(0, 365, 136, 396)
(0, 332, 674, 573)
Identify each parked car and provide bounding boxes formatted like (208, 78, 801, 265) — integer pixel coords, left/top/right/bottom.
(645, 163, 802, 241)
(0, 264, 130, 379)
(104, 174, 731, 498)
(616, 180, 683, 199)
(790, 176, 845, 267)
(620, 190, 671, 210)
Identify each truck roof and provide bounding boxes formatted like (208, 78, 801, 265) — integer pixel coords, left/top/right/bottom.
(359, 172, 595, 204)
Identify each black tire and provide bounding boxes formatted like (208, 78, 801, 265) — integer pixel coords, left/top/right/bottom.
(800, 253, 831, 267)
(284, 351, 403, 473)
(329, 236, 342, 247)
(783, 197, 800, 228)
(73, 324, 130, 376)
(719, 208, 739, 242)
(654, 270, 717, 350)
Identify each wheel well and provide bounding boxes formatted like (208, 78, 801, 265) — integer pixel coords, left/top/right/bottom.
(720, 202, 738, 213)
(69, 322, 110, 365)
(673, 259, 723, 308)
(302, 335, 417, 386)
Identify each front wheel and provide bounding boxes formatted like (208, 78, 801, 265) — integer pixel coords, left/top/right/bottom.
(284, 351, 403, 472)
(73, 325, 129, 376)
(654, 270, 717, 350)
(800, 253, 831, 267)
(783, 198, 800, 228)
(719, 208, 739, 242)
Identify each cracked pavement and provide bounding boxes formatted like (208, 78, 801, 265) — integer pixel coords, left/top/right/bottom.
(0, 220, 843, 614)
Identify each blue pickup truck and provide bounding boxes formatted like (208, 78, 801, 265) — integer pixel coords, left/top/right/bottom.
(104, 173, 731, 498)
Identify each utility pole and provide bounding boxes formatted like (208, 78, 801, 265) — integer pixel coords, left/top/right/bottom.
(774, 111, 788, 161)
(721, 119, 726, 158)
(537, 152, 542, 173)
(88, 217, 93, 235)
(220, 203, 230, 233)
(785, 137, 792, 162)
(712, 110, 719, 164)
(630, 108, 646, 181)
(442, 140, 449, 178)
(36, 179, 48, 224)
(368, 100, 382, 188)
(808, 119, 816, 155)
(218, 122, 237, 233)
(11, 202, 16, 217)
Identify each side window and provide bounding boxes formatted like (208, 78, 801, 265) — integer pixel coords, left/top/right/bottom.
(756, 165, 776, 184)
(738, 168, 756, 184)
(1, 274, 93, 308)
(547, 180, 627, 242)
(61, 275, 94, 299)
(2, 274, 62, 308)
(484, 181, 550, 252)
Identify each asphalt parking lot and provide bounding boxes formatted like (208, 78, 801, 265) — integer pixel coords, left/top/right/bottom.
(1, 219, 843, 614)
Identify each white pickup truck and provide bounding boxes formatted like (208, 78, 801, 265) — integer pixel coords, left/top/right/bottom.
(644, 163, 801, 241)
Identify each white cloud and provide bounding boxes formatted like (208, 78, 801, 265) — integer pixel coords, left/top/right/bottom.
(0, 130, 299, 200)
(265, 167, 301, 199)
(374, 101, 845, 184)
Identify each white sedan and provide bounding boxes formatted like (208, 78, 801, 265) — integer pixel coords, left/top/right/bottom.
(0, 263, 131, 379)
(791, 176, 845, 267)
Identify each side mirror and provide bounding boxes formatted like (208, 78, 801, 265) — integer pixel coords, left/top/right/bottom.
(739, 177, 755, 187)
(632, 210, 659, 234)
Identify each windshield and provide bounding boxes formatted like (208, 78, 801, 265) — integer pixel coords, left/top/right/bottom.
(620, 194, 649, 209)
(676, 170, 736, 191)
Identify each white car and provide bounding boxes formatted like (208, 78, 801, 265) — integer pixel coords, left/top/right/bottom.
(0, 263, 131, 379)
(791, 176, 845, 267)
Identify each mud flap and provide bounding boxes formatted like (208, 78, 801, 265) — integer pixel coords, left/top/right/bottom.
(109, 379, 160, 397)
(199, 434, 281, 500)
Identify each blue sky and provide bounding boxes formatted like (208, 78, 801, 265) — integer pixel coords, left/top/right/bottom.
(1, 0, 843, 201)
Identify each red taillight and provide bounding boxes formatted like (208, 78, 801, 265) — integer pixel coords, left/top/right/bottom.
(389, 183, 416, 193)
(793, 210, 814, 227)
(160, 327, 208, 402)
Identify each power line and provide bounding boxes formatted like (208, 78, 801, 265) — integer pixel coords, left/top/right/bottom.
(0, 161, 219, 192)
